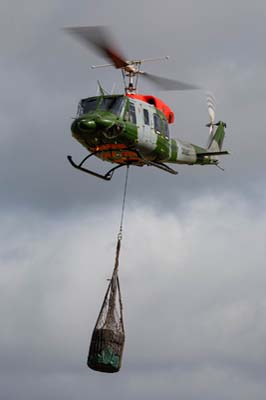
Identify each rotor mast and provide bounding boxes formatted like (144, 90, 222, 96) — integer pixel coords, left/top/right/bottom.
(91, 57, 170, 94)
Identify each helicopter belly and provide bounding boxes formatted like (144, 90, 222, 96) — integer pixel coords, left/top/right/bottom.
(94, 144, 142, 164)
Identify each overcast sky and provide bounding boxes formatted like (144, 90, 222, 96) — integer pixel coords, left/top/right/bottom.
(1, 1, 266, 399)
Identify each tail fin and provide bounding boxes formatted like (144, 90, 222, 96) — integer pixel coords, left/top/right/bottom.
(208, 121, 226, 152)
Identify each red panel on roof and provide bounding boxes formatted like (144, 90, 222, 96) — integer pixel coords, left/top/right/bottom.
(126, 94, 175, 124)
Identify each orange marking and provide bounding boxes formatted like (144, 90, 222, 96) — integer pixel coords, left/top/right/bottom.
(127, 93, 175, 124)
(95, 144, 127, 151)
(95, 148, 141, 164)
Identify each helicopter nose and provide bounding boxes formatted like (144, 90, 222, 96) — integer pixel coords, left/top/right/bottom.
(94, 115, 114, 129)
(78, 118, 96, 131)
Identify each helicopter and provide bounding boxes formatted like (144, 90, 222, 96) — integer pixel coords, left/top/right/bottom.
(65, 26, 229, 181)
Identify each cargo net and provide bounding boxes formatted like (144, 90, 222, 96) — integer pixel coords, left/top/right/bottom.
(87, 239, 125, 373)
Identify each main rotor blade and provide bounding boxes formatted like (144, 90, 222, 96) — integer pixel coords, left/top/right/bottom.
(64, 26, 128, 69)
(142, 72, 200, 91)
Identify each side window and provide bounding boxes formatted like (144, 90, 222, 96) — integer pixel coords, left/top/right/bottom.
(162, 119, 170, 139)
(129, 103, 137, 124)
(143, 109, 149, 125)
(153, 114, 162, 134)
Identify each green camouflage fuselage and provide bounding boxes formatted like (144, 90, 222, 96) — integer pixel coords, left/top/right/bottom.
(71, 94, 226, 168)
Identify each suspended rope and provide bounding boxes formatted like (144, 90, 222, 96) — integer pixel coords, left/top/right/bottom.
(107, 164, 129, 329)
(87, 165, 130, 373)
(118, 165, 130, 240)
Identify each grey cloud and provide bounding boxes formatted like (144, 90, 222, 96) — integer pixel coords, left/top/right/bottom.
(1, 0, 266, 212)
(1, 2, 266, 398)
(1, 192, 266, 399)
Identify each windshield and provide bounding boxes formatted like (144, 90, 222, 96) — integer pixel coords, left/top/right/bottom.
(78, 96, 124, 116)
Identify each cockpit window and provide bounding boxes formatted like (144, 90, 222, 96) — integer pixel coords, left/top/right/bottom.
(78, 96, 124, 116)
(78, 98, 97, 115)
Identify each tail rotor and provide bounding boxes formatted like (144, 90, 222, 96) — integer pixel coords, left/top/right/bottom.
(206, 92, 216, 147)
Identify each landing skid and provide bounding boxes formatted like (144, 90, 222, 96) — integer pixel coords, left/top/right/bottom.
(67, 151, 178, 181)
(67, 153, 127, 181)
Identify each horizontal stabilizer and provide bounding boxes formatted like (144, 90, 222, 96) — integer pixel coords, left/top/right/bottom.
(197, 151, 230, 156)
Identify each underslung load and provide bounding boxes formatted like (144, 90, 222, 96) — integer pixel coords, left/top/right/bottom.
(87, 167, 129, 373)
(87, 238, 125, 373)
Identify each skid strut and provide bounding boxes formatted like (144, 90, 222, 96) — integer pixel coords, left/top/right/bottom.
(134, 149, 178, 175)
(146, 160, 178, 175)
(67, 152, 128, 181)
(67, 149, 178, 181)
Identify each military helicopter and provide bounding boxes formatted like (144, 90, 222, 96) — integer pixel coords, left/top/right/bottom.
(65, 26, 228, 181)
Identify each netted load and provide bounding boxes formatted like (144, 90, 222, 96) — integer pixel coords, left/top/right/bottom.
(87, 240, 125, 373)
